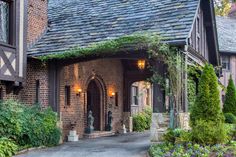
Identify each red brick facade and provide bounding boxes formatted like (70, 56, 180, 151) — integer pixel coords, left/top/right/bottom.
(59, 59, 124, 139)
(17, 58, 125, 140)
(21, 59, 49, 108)
(27, 0, 48, 44)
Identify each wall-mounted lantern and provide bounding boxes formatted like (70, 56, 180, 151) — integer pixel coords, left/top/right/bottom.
(110, 92, 115, 98)
(76, 88, 82, 96)
(137, 59, 146, 70)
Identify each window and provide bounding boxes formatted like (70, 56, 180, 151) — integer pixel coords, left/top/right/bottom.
(65, 86, 70, 106)
(196, 16, 200, 53)
(35, 80, 40, 103)
(221, 56, 230, 70)
(131, 86, 138, 105)
(0, 0, 10, 43)
(146, 88, 150, 105)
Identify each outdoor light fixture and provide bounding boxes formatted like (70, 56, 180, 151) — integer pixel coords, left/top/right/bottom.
(76, 88, 82, 96)
(110, 92, 115, 98)
(137, 59, 146, 70)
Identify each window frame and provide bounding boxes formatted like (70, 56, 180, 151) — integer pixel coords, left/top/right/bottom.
(131, 85, 139, 106)
(0, 0, 15, 46)
(65, 85, 71, 106)
(221, 55, 230, 71)
(35, 80, 40, 103)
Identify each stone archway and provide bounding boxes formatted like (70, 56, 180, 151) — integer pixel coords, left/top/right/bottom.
(85, 75, 107, 131)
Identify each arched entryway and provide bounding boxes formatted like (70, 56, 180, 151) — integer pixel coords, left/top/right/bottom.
(86, 79, 105, 131)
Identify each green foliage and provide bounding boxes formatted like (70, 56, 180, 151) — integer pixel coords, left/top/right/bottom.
(39, 34, 165, 61)
(0, 100, 61, 148)
(163, 128, 192, 144)
(0, 100, 24, 140)
(143, 107, 152, 129)
(191, 120, 228, 145)
(187, 78, 196, 111)
(214, 0, 232, 16)
(187, 65, 202, 110)
(223, 76, 236, 115)
(0, 138, 18, 157)
(225, 113, 236, 124)
(133, 107, 152, 132)
(225, 124, 236, 141)
(190, 64, 224, 125)
(190, 64, 226, 145)
(149, 142, 236, 157)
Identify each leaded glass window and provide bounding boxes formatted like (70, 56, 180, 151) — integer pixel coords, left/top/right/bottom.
(0, 1, 9, 43)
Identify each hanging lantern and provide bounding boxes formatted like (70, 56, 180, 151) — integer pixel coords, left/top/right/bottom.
(137, 59, 146, 70)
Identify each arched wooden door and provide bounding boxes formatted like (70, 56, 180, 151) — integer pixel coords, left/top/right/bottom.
(87, 80, 101, 131)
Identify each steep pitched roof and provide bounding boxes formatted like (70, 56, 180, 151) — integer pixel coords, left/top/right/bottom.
(28, 0, 199, 57)
(216, 16, 236, 54)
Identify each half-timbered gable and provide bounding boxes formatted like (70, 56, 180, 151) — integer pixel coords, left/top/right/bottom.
(0, 0, 27, 84)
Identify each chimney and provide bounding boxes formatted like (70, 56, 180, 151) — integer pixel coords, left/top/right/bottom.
(27, 0, 48, 45)
(229, 2, 236, 18)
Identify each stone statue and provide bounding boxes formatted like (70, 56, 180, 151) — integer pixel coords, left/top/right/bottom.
(85, 110, 94, 134)
(106, 111, 113, 131)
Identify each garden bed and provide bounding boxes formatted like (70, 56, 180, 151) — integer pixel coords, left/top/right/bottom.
(149, 141, 236, 157)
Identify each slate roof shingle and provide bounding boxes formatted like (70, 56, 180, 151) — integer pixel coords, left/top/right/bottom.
(28, 0, 199, 57)
(216, 16, 236, 54)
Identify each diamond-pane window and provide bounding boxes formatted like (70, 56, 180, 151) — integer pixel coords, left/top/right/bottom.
(0, 1, 9, 43)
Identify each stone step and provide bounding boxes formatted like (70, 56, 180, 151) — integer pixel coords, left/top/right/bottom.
(84, 131, 115, 139)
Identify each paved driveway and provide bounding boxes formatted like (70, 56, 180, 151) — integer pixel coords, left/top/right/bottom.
(15, 132, 150, 157)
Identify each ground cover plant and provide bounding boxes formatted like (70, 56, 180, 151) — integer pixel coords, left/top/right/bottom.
(0, 100, 61, 157)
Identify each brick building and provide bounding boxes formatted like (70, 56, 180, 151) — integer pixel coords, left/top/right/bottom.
(0, 0, 220, 141)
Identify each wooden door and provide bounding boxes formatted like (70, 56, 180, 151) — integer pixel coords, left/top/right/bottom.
(87, 80, 101, 131)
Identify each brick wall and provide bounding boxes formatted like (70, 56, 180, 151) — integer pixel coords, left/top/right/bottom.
(0, 83, 21, 100)
(59, 59, 124, 140)
(16, 58, 125, 140)
(27, 0, 48, 44)
(21, 59, 49, 108)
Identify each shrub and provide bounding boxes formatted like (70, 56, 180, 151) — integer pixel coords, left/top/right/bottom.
(223, 75, 236, 115)
(143, 107, 152, 130)
(191, 120, 228, 145)
(0, 100, 23, 140)
(133, 107, 152, 132)
(0, 138, 18, 157)
(163, 128, 192, 144)
(190, 64, 226, 145)
(0, 100, 61, 148)
(224, 113, 236, 124)
(133, 113, 147, 132)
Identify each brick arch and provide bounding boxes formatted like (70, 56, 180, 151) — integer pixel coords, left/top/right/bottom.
(84, 74, 107, 131)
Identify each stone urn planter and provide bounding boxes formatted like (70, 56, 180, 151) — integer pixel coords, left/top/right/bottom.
(68, 121, 79, 142)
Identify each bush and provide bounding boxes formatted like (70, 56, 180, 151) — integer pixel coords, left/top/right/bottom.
(0, 100, 61, 148)
(163, 128, 192, 144)
(143, 107, 152, 130)
(133, 113, 147, 132)
(0, 138, 18, 157)
(190, 64, 226, 145)
(133, 107, 152, 132)
(224, 113, 236, 124)
(223, 75, 236, 115)
(191, 120, 228, 145)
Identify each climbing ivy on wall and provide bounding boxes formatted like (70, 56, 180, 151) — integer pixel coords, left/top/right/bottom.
(187, 65, 202, 110)
(38, 33, 181, 125)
